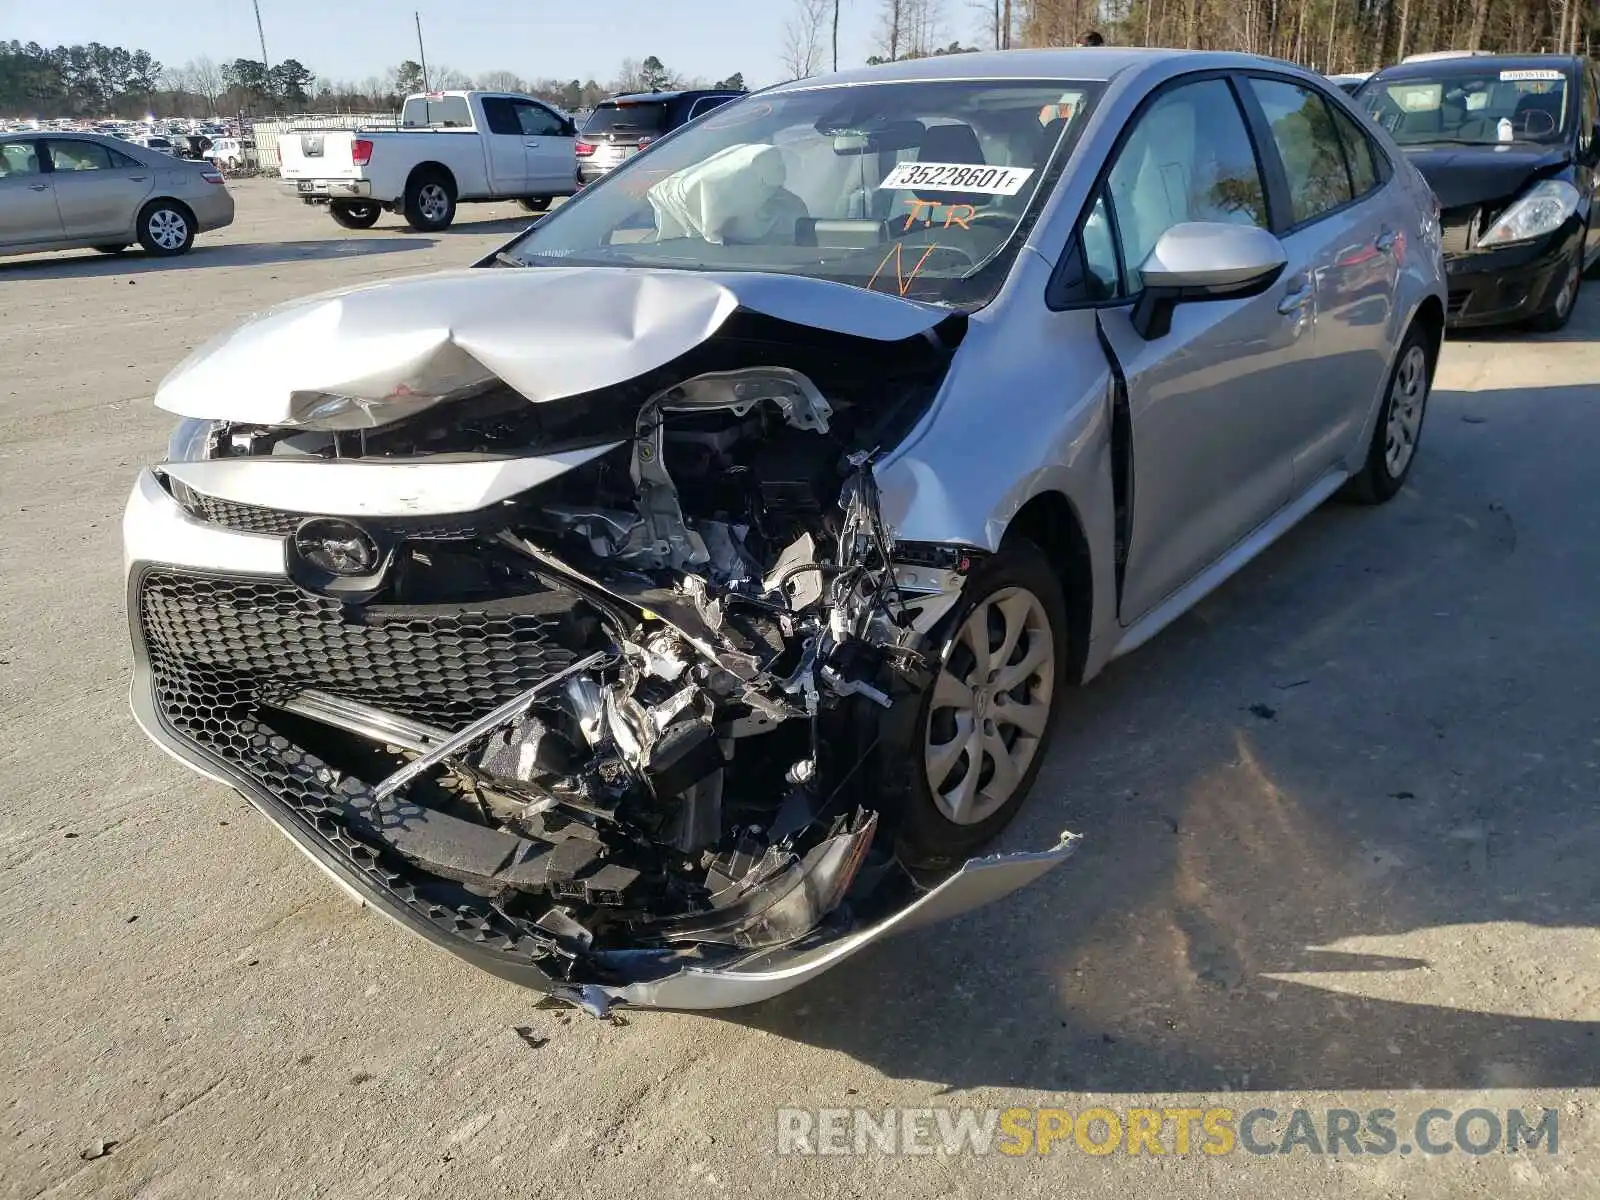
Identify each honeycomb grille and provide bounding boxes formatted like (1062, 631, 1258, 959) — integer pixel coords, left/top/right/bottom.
(136, 568, 592, 729)
(1440, 206, 1479, 255)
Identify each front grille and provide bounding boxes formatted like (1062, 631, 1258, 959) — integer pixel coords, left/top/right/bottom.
(136, 568, 594, 730)
(1440, 206, 1479, 255)
(170, 482, 516, 541)
(1447, 289, 1471, 317)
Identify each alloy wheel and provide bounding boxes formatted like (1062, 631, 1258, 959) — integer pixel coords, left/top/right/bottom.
(924, 586, 1056, 826)
(419, 184, 450, 223)
(148, 208, 188, 251)
(1384, 343, 1428, 479)
(1554, 257, 1580, 321)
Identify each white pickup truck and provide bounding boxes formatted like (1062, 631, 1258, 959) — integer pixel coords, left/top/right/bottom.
(277, 90, 579, 231)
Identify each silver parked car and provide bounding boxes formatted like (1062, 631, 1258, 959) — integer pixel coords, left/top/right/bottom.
(125, 49, 1444, 1012)
(0, 132, 235, 258)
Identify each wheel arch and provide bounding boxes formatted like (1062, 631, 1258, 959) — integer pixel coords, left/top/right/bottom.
(405, 161, 457, 196)
(1000, 489, 1094, 685)
(1410, 293, 1445, 372)
(140, 195, 197, 226)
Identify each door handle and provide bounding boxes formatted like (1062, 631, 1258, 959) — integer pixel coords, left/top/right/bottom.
(1375, 230, 1398, 253)
(523, 140, 540, 148)
(1277, 284, 1314, 315)
(29, 183, 49, 192)
(129, 175, 148, 182)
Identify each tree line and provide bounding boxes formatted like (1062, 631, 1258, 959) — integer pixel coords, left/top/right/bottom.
(0, 42, 747, 119)
(784, 0, 1593, 78)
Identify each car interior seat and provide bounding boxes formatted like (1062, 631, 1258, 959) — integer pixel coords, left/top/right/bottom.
(1112, 96, 1198, 277)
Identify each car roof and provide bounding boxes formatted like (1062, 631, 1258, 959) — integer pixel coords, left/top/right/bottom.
(768, 46, 1254, 91)
(603, 89, 741, 105)
(0, 130, 124, 145)
(1372, 52, 1583, 81)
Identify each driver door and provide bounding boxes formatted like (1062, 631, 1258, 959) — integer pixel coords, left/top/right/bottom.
(514, 100, 576, 194)
(1087, 76, 1315, 626)
(479, 96, 533, 196)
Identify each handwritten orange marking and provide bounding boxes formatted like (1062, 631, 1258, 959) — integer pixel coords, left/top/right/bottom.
(902, 198, 937, 230)
(942, 204, 977, 230)
(867, 242, 941, 297)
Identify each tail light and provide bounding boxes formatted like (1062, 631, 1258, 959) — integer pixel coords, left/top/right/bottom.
(575, 140, 596, 157)
(636, 137, 653, 148)
(200, 169, 225, 185)
(351, 138, 374, 167)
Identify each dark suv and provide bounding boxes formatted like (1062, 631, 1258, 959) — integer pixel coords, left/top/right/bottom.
(576, 89, 745, 184)
(1357, 54, 1600, 331)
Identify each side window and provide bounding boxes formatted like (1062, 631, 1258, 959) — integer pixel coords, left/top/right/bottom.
(515, 102, 566, 137)
(0, 142, 43, 177)
(109, 147, 141, 169)
(689, 95, 735, 121)
(1247, 77, 1353, 225)
(1080, 191, 1122, 300)
(1328, 103, 1379, 197)
(1105, 78, 1269, 291)
(49, 140, 114, 171)
(1581, 67, 1598, 151)
(480, 97, 520, 136)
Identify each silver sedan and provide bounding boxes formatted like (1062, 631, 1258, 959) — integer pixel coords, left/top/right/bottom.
(124, 48, 1445, 1011)
(0, 131, 234, 258)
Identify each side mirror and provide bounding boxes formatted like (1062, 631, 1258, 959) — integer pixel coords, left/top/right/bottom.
(1131, 222, 1288, 340)
(563, 119, 578, 138)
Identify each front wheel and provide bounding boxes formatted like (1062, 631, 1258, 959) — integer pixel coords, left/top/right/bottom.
(1340, 324, 1433, 505)
(1530, 247, 1582, 332)
(518, 196, 551, 213)
(136, 201, 194, 256)
(402, 171, 456, 231)
(894, 540, 1068, 869)
(329, 201, 381, 230)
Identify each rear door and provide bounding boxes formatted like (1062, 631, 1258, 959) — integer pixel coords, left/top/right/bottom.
(478, 97, 532, 194)
(1240, 75, 1399, 486)
(44, 138, 153, 239)
(0, 140, 63, 245)
(512, 99, 575, 192)
(1087, 76, 1312, 625)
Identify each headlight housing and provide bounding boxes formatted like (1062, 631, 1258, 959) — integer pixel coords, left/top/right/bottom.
(1477, 179, 1580, 248)
(165, 417, 222, 462)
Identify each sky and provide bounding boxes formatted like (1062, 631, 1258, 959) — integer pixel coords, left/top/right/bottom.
(2, 0, 977, 91)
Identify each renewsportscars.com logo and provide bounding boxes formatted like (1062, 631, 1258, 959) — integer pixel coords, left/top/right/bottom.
(776, 1106, 1560, 1158)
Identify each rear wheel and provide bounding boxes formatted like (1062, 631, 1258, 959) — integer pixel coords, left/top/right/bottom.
(895, 540, 1067, 869)
(136, 200, 194, 256)
(1530, 246, 1582, 332)
(329, 201, 381, 230)
(403, 171, 456, 231)
(1341, 324, 1433, 505)
(518, 196, 551, 213)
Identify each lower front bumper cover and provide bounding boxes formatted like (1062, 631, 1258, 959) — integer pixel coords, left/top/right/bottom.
(1444, 223, 1580, 327)
(130, 652, 1077, 1011)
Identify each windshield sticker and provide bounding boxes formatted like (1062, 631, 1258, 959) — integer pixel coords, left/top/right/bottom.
(1500, 69, 1565, 81)
(879, 162, 1035, 196)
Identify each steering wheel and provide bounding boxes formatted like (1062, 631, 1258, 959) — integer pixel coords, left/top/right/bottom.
(896, 241, 979, 268)
(1515, 108, 1558, 138)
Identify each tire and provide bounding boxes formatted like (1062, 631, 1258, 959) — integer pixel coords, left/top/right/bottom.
(1340, 323, 1433, 505)
(135, 200, 195, 257)
(402, 170, 456, 231)
(226, 157, 239, 171)
(93, 244, 128, 254)
(893, 539, 1069, 869)
(518, 196, 551, 213)
(329, 201, 381, 230)
(1530, 246, 1582, 332)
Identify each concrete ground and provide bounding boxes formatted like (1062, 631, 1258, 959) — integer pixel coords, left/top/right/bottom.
(2, 178, 1597, 1198)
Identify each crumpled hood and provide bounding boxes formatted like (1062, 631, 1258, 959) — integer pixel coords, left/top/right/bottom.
(1402, 144, 1571, 211)
(155, 267, 954, 427)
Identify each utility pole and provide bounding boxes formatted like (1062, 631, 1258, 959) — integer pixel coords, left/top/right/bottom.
(415, 12, 430, 91)
(252, 0, 271, 78)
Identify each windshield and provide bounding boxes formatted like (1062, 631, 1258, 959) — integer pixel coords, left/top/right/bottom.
(501, 79, 1099, 308)
(1359, 67, 1571, 145)
(584, 101, 672, 136)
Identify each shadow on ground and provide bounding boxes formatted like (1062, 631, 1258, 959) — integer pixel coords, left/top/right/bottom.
(709, 379, 1600, 1094)
(0, 238, 436, 278)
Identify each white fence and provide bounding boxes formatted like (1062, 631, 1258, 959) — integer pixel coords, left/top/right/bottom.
(249, 112, 401, 171)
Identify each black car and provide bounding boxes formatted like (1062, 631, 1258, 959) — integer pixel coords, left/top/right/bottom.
(1358, 54, 1600, 330)
(171, 134, 214, 161)
(576, 88, 744, 184)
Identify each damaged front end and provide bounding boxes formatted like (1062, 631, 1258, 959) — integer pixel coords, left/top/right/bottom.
(126, 269, 1078, 1011)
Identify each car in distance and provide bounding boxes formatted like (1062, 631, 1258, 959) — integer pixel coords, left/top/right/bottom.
(576, 88, 745, 184)
(1357, 53, 1600, 330)
(126, 49, 1443, 1011)
(1, 131, 234, 258)
(207, 137, 256, 172)
(277, 89, 579, 231)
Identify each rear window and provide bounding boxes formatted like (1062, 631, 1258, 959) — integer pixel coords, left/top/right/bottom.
(402, 95, 473, 128)
(583, 101, 672, 136)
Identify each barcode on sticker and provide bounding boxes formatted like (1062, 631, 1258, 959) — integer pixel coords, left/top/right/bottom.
(1500, 69, 1565, 81)
(879, 162, 1035, 196)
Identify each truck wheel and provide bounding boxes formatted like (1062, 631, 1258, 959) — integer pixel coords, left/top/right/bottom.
(329, 201, 381, 230)
(518, 197, 551, 213)
(403, 171, 456, 231)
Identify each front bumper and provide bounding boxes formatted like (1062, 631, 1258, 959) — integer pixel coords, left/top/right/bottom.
(123, 469, 1077, 1011)
(1443, 221, 1582, 327)
(286, 179, 374, 201)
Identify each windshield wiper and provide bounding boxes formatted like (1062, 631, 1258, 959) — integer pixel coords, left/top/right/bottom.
(492, 251, 528, 268)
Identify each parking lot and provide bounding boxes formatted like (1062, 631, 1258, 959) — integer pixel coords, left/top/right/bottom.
(3, 176, 1599, 1197)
